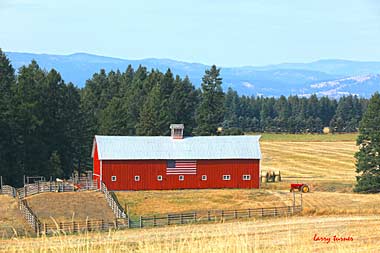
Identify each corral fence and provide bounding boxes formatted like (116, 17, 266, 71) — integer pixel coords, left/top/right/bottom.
(0, 184, 17, 198)
(101, 182, 128, 219)
(129, 205, 302, 228)
(19, 198, 42, 234)
(17, 179, 98, 199)
(19, 197, 128, 235)
(40, 218, 128, 235)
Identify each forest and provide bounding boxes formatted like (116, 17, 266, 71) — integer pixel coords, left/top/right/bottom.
(0, 49, 368, 186)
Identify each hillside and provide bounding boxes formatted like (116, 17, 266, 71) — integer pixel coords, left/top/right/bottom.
(0, 196, 32, 238)
(5, 52, 380, 97)
(26, 192, 116, 223)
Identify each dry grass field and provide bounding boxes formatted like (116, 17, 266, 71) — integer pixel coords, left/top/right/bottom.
(0, 195, 32, 238)
(2, 215, 380, 252)
(26, 191, 116, 223)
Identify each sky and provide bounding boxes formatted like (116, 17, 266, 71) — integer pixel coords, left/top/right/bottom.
(0, 0, 379, 66)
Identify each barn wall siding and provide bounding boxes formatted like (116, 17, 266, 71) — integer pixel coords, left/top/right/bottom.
(93, 142, 101, 187)
(100, 159, 260, 191)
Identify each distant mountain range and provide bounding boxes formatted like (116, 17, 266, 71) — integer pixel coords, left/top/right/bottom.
(5, 52, 380, 98)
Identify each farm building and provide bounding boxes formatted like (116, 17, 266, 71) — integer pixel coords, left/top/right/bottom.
(92, 124, 261, 191)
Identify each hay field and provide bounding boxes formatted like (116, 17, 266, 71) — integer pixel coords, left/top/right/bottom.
(260, 140, 357, 191)
(2, 215, 380, 253)
(26, 191, 116, 223)
(116, 133, 361, 217)
(0, 195, 32, 238)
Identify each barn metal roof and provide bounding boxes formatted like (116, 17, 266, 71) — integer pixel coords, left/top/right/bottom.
(93, 135, 261, 160)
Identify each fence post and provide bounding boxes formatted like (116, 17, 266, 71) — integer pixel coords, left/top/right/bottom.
(127, 205, 130, 229)
(139, 216, 143, 228)
(261, 208, 264, 217)
(167, 214, 170, 225)
(101, 219, 104, 230)
(153, 215, 157, 227)
(115, 218, 118, 229)
(274, 207, 277, 216)
(221, 210, 224, 220)
(207, 211, 211, 221)
(180, 213, 183, 224)
(234, 210, 237, 219)
(44, 222, 47, 235)
(248, 208, 251, 218)
(193, 212, 197, 222)
(300, 193, 303, 211)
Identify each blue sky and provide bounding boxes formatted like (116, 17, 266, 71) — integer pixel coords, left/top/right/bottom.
(0, 0, 379, 66)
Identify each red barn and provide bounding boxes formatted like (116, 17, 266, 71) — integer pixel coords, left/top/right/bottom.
(92, 124, 261, 191)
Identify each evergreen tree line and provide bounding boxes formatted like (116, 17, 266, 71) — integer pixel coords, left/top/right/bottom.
(0, 50, 370, 186)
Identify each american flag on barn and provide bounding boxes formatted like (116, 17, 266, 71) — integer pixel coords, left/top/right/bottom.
(166, 160, 197, 175)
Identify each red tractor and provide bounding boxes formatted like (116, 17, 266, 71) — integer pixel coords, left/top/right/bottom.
(290, 183, 310, 193)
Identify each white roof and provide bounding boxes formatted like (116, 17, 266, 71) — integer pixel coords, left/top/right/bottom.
(93, 135, 261, 160)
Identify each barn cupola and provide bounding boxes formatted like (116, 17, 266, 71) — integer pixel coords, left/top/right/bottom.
(170, 124, 184, 139)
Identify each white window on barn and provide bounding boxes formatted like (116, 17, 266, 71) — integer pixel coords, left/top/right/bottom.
(134, 175, 140, 182)
(242, 175, 251, 180)
(111, 176, 117, 182)
(202, 175, 207, 181)
(179, 175, 184, 181)
(157, 175, 163, 181)
(223, 175, 231, 181)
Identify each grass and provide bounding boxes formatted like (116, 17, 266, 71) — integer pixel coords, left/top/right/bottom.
(253, 132, 358, 142)
(0, 195, 32, 238)
(26, 191, 116, 223)
(116, 189, 293, 219)
(1, 215, 380, 252)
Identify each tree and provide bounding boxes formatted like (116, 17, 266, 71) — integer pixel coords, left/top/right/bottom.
(195, 65, 225, 135)
(0, 49, 17, 185)
(136, 85, 162, 135)
(354, 92, 380, 193)
(49, 151, 63, 178)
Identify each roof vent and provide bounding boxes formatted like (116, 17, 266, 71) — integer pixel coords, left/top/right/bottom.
(170, 124, 184, 139)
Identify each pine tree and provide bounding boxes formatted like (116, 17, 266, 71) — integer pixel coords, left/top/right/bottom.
(136, 85, 162, 135)
(195, 65, 225, 135)
(354, 92, 380, 193)
(49, 151, 63, 178)
(0, 49, 17, 185)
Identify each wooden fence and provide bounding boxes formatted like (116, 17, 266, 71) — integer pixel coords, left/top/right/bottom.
(130, 205, 302, 228)
(40, 218, 128, 235)
(101, 182, 127, 219)
(19, 199, 42, 234)
(0, 184, 16, 198)
(18, 197, 128, 235)
(16, 180, 98, 199)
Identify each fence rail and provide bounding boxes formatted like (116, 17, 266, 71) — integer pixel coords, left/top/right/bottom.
(130, 205, 302, 228)
(16, 180, 98, 199)
(19, 199, 42, 234)
(101, 182, 127, 219)
(40, 218, 128, 235)
(0, 185, 16, 197)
